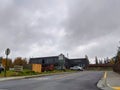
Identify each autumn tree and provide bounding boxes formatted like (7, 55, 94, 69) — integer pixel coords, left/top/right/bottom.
(13, 57, 27, 66)
(109, 58, 115, 65)
(2, 58, 13, 70)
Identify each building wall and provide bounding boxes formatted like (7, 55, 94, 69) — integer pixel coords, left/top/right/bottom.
(29, 55, 89, 71)
(32, 64, 42, 73)
(69, 59, 89, 68)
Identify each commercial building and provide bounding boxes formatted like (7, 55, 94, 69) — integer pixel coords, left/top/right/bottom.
(29, 54, 89, 72)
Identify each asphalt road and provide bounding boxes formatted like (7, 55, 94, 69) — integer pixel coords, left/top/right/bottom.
(0, 71, 103, 90)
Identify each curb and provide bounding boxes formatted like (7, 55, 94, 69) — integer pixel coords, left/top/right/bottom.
(97, 72, 113, 90)
(0, 72, 75, 82)
(97, 71, 120, 90)
(112, 87, 120, 90)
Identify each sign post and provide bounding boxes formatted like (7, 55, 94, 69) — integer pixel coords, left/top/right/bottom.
(4, 48, 10, 77)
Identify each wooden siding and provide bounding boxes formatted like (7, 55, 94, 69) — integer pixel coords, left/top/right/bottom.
(32, 64, 42, 73)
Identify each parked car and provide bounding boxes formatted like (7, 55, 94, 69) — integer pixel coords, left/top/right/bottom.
(0, 67, 4, 73)
(70, 66, 83, 71)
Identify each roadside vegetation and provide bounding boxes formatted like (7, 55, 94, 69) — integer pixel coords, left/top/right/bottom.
(113, 47, 120, 74)
(0, 69, 76, 77)
(87, 67, 113, 71)
(0, 69, 38, 77)
(87, 56, 114, 71)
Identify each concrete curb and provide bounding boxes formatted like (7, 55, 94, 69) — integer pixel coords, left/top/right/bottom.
(97, 72, 113, 90)
(0, 72, 75, 82)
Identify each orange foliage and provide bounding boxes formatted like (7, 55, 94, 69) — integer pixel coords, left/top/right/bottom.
(2, 58, 13, 70)
(13, 57, 27, 66)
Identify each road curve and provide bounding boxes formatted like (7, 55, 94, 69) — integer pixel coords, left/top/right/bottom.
(0, 71, 103, 90)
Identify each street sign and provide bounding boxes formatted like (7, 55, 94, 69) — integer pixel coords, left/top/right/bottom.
(14, 65, 23, 72)
(5, 48, 10, 55)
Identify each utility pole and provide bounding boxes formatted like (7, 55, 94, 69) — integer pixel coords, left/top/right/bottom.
(67, 53, 69, 58)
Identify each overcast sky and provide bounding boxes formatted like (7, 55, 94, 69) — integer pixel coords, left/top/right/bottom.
(0, 0, 120, 63)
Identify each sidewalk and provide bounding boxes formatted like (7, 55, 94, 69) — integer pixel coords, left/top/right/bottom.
(107, 71, 120, 90)
(97, 71, 120, 90)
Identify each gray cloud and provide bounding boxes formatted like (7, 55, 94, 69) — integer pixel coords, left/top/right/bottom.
(0, 0, 67, 58)
(0, 0, 120, 63)
(64, 0, 120, 45)
(61, 0, 120, 60)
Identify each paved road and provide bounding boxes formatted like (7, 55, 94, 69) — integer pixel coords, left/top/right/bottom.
(0, 71, 103, 90)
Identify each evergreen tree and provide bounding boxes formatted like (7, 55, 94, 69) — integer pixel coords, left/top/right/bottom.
(115, 47, 120, 63)
(95, 56, 98, 65)
(113, 45, 120, 73)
